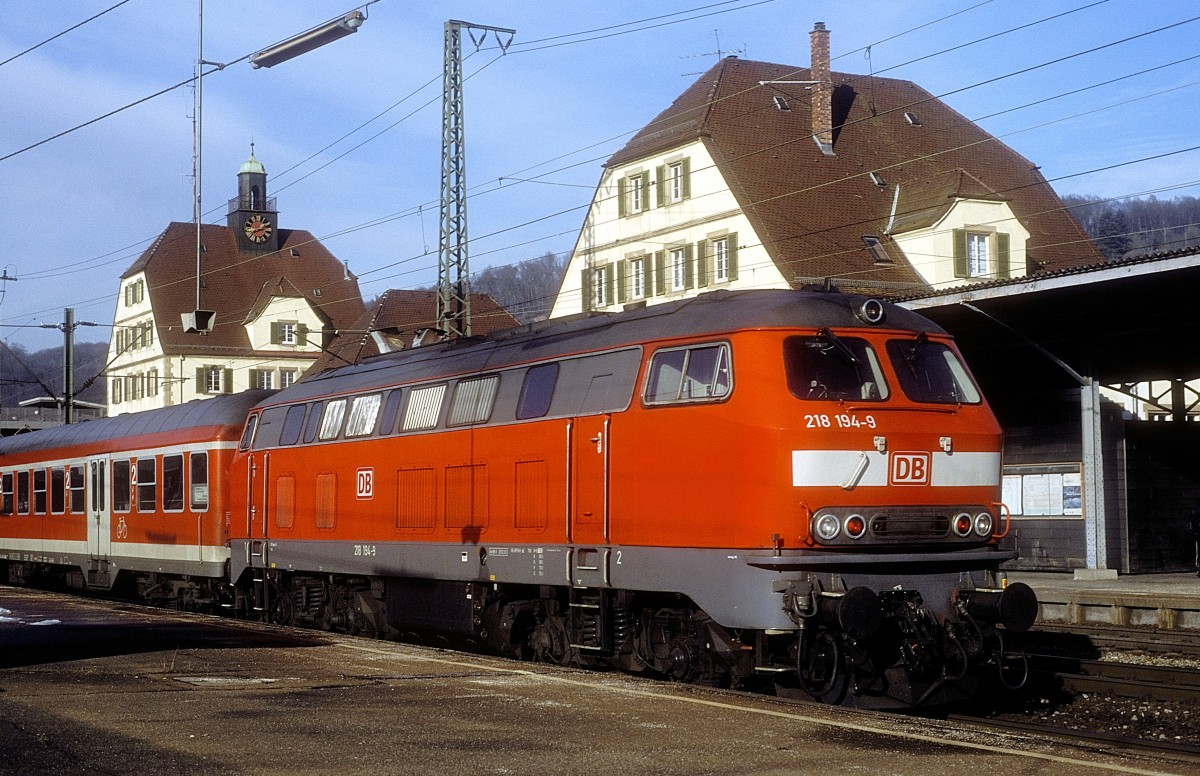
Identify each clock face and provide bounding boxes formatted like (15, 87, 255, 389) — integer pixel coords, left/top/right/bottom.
(244, 214, 273, 244)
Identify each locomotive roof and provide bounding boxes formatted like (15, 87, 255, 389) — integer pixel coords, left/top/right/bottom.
(0, 390, 274, 458)
(269, 289, 945, 403)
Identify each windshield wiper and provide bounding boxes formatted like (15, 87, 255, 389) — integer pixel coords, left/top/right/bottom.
(819, 327, 859, 366)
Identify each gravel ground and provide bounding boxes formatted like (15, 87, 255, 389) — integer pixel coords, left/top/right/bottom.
(984, 689, 1200, 746)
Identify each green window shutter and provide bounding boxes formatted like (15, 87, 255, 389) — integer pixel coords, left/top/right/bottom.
(996, 232, 1011, 278)
(681, 158, 691, 200)
(953, 229, 968, 278)
(616, 261, 627, 304)
(297, 323, 309, 345)
(655, 165, 665, 208)
(643, 253, 654, 297)
(654, 251, 666, 296)
(604, 264, 615, 306)
(640, 171, 650, 211)
(617, 178, 627, 218)
(580, 268, 592, 311)
(223, 368, 234, 394)
(684, 244, 695, 289)
(696, 241, 708, 287)
(195, 367, 206, 394)
(270, 322, 281, 345)
(727, 233, 739, 281)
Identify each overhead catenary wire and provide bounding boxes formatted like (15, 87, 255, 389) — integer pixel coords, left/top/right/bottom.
(2, 0, 1200, 345)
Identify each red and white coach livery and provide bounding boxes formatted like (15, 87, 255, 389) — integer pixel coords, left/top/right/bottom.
(0, 392, 269, 604)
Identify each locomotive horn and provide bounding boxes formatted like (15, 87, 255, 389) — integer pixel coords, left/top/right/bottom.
(817, 586, 883, 641)
(962, 582, 1038, 633)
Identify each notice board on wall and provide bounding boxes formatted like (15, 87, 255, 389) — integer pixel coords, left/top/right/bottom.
(1002, 464, 1082, 518)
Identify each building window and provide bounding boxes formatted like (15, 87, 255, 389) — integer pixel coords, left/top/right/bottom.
(967, 233, 990, 276)
(124, 279, 144, 307)
(254, 369, 275, 390)
(630, 257, 646, 299)
(197, 366, 229, 395)
(657, 158, 691, 207)
(280, 322, 297, 345)
(594, 265, 609, 308)
(862, 236, 893, 265)
(953, 229, 1010, 280)
(618, 171, 650, 217)
(670, 247, 688, 292)
(280, 369, 297, 388)
(112, 377, 123, 404)
(147, 368, 158, 397)
(713, 238, 729, 281)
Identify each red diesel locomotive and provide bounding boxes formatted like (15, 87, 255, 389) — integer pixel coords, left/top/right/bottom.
(0, 289, 1035, 706)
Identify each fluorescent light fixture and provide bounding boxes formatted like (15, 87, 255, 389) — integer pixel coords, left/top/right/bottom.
(250, 9, 366, 69)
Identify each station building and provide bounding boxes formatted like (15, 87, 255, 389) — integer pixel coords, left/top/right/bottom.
(551, 23, 1199, 577)
(106, 150, 365, 415)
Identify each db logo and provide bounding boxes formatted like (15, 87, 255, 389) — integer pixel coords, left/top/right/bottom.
(890, 452, 931, 485)
(356, 468, 374, 500)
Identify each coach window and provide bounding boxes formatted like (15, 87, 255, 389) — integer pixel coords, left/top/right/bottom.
(112, 460, 131, 513)
(69, 465, 85, 514)
(885, 338, 981, 405)
(378, 390, 404, 436)
(517, 364, 558, 420)
(33, 469, 47, 515)
(1, 473, 12, 515)
(50, 468, 66, 515)
(645, 344, 732, 404)
(784, 334, 889, 402)
(16, 471, 29, 514)
(345, 394, 382, 437)
(190, 452, 209, 511)
(136, 459, 157, 512)
(402, 384, 446, 431)
(162, 455, 184, 512)
(319, 399, 348, 440)
(448, 376, 499, 426)
(279, 404, 308, 446)
(301, 401, 325, 444)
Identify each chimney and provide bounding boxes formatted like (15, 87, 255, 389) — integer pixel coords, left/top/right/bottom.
(810, 21, 835, 156)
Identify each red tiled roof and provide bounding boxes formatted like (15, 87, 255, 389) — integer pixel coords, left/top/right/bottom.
(124, 222, 365, 355)
(606, 57, 1101, 293)
(306, 289, 520, 374)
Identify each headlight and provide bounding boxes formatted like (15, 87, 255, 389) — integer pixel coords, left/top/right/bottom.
(973, 511, 994, 537)
(844, 513, 867, 539)
(952, 512, 973, 537)
(814, 513, 841, 541)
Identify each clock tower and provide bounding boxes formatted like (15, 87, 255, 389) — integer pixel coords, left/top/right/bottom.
(227, 145, 280, 254)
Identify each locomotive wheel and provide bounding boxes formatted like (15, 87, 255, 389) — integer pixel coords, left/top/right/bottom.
(798, 630, 850, 704)
(529, 615, 571, 665)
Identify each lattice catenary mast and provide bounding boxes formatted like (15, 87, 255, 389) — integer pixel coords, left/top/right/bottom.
(437, 20, 515, 339)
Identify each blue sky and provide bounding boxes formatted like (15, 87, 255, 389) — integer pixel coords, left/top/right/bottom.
(1, 0, 1198, 351)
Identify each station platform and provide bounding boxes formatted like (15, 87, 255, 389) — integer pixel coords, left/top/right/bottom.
(1010, 571, 1200, 631)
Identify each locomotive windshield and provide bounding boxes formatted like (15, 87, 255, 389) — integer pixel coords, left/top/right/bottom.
(885, 336, 981, 405)
(784, 333, 888, 402)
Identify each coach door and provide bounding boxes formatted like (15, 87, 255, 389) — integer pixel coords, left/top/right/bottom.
(87, 457, 110, 561)
(569, 414, 610, 586)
